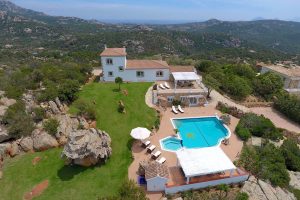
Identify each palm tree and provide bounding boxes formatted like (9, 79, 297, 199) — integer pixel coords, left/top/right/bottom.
(115, 77, 123, 91)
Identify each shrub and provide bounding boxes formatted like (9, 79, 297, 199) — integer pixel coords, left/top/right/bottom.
(280, 139, 300, 171)
(2, 101, 34, 138)
(43, 118, 59, 135)
(74, 99, 96, 120)
(259, 143, 290, 187)
(5, 85, 24, 99)
(32, 107, 46, 123)
(222, 75, 253, 100)
(235, 125, 251, 141)
(253, 72, 283, 100)
(58, 79, 80, 102)
(236, 145, 260, 175)
(274, 92, 300, 124)
(237, 113, 282, 141)
(235, 192, 249, 200)
(195, 60, 214, 72)
(118, 179, 148, 200)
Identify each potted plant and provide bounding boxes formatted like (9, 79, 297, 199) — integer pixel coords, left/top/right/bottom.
(174, 128, 179, 135)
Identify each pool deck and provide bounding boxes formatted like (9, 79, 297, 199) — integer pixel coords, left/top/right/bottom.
(128, 104, 243, 200)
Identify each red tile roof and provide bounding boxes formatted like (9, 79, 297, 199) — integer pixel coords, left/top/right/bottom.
(145, 162, 169, 179)
(100, 48, 127, 56)
(126, 60, 169, 69)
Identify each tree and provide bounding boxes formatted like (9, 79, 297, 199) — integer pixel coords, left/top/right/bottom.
(222, 75, 253, 100)
(195, 60, 213, 72)
(58, 79, 80, 102)
(280, 139, 300, 171)
(203, 74, 220, 98)
(253, 72, 283, 100)
(115, 77, 123, 91)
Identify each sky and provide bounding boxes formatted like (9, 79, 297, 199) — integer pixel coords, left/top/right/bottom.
(10, 0, 300, 23)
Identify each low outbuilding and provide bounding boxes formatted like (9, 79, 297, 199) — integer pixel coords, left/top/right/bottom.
(145, 162, 169, 192)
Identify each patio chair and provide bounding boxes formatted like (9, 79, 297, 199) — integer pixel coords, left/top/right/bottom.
(142, 140, 151, 147)
(147, 145, 156, 153)
(164, 82, 170, 89)
(156, 157, 166, 164)
(177, 105, 184, 113)
(151, 150, 161, 159)
(159, 84, 166, 89)
(172, 106, 179, 114)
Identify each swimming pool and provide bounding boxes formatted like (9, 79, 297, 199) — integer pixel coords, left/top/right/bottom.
(160, 116, 230, 151)
(161, 137, 182, 151)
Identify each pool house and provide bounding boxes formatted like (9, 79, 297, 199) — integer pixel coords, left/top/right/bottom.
(164, 147, 248, 194)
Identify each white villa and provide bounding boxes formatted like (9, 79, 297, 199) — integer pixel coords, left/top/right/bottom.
(100, 47, 170, 82)
(100, 46, 208, 107)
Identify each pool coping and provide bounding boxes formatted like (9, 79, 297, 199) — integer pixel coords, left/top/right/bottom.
(160, 115, 232, 152)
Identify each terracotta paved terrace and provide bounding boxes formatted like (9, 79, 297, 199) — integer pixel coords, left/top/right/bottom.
(128, 104, 243, 200)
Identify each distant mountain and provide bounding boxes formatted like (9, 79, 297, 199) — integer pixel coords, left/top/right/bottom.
(0, 0, 299, 67)
(152, 19, 300, 54)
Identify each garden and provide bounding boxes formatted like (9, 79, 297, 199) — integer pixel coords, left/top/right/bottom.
(0, 82, 156, 199)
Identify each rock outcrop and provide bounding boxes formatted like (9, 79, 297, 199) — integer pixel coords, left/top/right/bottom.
(0, 97, 16, 116)
(19, 137, 34, 152)
(56, 114, 79, 138)
(61, 128, 112, 167)
(0, 126, 11, 143)
(32, 129, 59, 151)
(49, 101, 60, 114)
(241, 176, 296, 200)
(289, 171, 300, 190)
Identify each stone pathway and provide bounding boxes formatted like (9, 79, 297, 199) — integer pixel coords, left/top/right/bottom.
(210, 90, 300, 133)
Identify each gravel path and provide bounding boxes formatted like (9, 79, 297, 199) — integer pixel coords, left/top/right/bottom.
(210, 90, 300, 133)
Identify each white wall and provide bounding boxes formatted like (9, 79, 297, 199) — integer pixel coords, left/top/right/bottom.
(165, 175, 249, 194)
(102, 56, 126, 82)
(102, 55, 170, 82)
(121, 69, 170, 82)
(147, 177, 168, 192)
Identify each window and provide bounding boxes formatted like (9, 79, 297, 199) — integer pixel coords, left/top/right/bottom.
(180, 96, 187, 102)
(119, 66, 124, 72)
(108, 71, 114, 77)
(167, 96, 174, 103)
(136, 71, 144, 78)
(156, 71, 164, 77)
(106, 58, 113, 65)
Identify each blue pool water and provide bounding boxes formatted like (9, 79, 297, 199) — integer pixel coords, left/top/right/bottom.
(161, 117, 229, 151)
(161, 137, 182, 151)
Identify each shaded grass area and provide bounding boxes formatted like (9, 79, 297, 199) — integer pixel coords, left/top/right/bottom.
(0, 82, 156, 199)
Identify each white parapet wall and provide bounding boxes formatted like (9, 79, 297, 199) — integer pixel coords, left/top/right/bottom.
(165, 175, 249, 194)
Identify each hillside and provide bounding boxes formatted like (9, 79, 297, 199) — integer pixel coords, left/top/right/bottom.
(0, 0, 299, 68)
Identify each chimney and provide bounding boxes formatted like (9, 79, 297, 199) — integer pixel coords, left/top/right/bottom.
(104, 44, 107, 49)
(123, 46, 126, 52)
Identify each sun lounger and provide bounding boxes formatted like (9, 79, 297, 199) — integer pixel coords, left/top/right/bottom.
(156, 157, 166, 164)
(151, 150, 161, 159)
(177, 105, 184, 113)
(142, 140, 151, 147)
(147, 145, 156, 153)
(160, 84, 166, 89)
(172, 106, 179, 114)
(164, 82, 170, 89)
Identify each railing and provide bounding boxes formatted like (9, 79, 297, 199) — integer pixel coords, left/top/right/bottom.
(165, 172, 249, 194)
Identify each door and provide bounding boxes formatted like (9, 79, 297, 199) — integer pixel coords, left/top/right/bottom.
(189, 97, 198, 106)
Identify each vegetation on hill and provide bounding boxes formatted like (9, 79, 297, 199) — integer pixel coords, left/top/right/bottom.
(235, 113, 283, 141)
(237, 143, 290, 187)
(274, 92, 300, 124)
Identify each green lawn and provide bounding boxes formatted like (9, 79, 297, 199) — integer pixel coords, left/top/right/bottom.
(0, 82, 156, 200)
